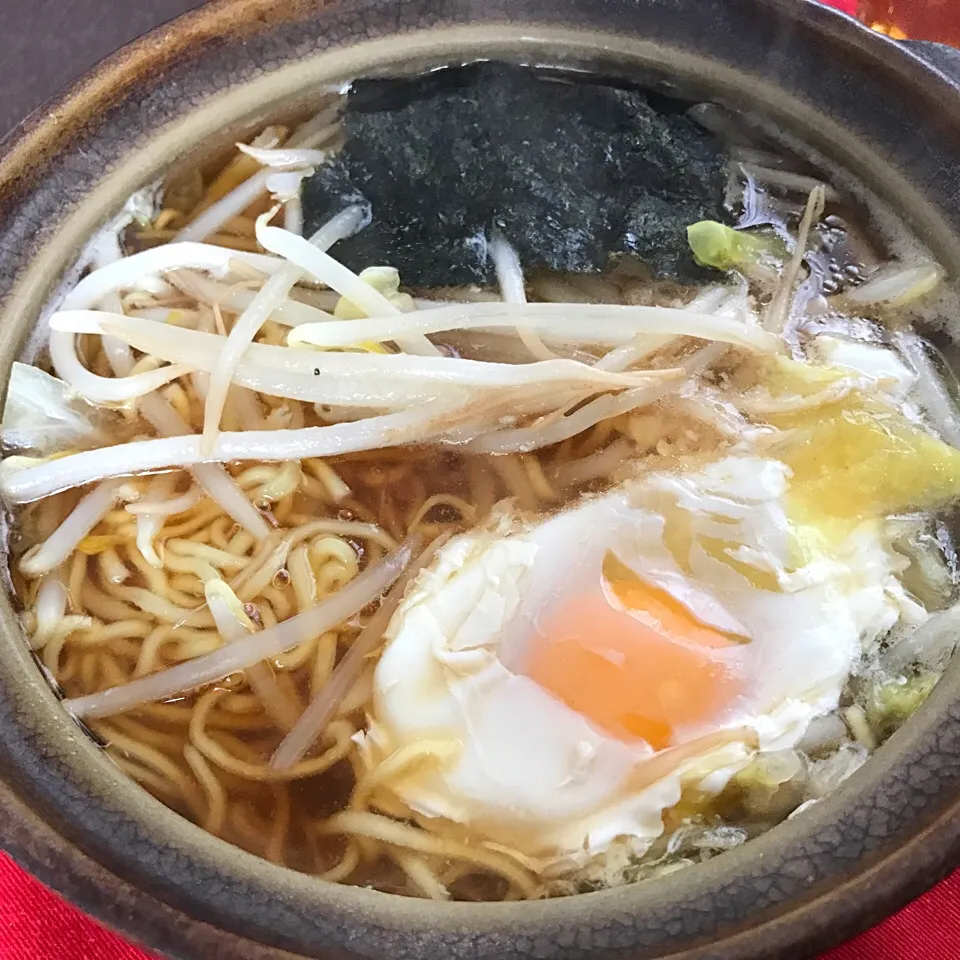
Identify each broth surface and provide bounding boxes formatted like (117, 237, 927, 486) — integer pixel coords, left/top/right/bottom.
(4, 64, 959, 900)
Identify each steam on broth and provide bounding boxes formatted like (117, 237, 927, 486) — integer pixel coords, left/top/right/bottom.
(3, 61, 959, 901)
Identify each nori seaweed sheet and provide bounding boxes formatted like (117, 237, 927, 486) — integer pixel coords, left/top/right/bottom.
(302, 62, 730, 286)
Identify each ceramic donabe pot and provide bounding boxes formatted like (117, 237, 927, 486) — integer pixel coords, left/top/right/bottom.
(0, 2, 959, 958)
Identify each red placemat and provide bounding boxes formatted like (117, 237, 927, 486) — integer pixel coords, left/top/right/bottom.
(1, 851, 958, 960)
(1, 0, 956, 957)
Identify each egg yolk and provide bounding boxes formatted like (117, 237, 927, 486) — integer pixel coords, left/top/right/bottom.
(522, 578, 742, 750)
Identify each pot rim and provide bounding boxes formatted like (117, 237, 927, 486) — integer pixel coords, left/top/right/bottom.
(1, 2, 959, 959)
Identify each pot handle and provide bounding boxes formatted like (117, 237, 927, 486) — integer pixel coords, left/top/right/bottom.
(902, 40, 960, 86)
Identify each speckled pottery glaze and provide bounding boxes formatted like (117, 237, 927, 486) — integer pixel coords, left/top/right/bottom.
(0, 1, 959, 958)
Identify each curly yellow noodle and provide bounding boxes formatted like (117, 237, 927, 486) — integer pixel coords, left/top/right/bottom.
(67, 552, 87, 613)
(309, 632, 339, 697)
(160, 505, 225, 541)
(167, 573, 208, 596)
(295, 516, 395, 553)
(393, 851, 450, 900)
(99, 652, 135, 688)
(308, 535, 360, 570)
(103, 638, 145, 661)
(41, 630, 70, 673)
(274, 496, 295, 524)
(287, 545, 316, 613)
(166, 539, 250, 572)
(256, 603, 279, 629)
(234, 543, 290, 602)
(521, 455, 556, 501)
(97, 547, 129, 585)
(273, 636, 319, 673)
(120, 545, 199, 607)
(490, 456, 539, 513)
(314, 560, 355, 598)
(95, 724, 206, 820)
(299, 475, 332, 502)
(164, 633, 227, 664)
(229, 803, 271, 858)
(112, 585, 211, 626)
(190, 689, 354, 781)
(139, 700, 270, 734)
(266, 783, 292, 864)
(468, 459, 497, 518)
(316, 838, 362, 883)
(258, 583, 293, 621)
(112, 714, 194, 754)
(183, 745, 227, 835)
(211, 727, 276, 764)
(320, 812, 541, 899)
(81, 581, 143, 622)
(227, 529, 257, 556)
(207, 515, 234, 550)
(113, 755, 191, 808)
(57, 650, 80, 686)
(407, 493, 477, 531)
(350, 741, 458, 813)
(78, 648, 101, 692)
(337, 665, 373, 717)
(134, 625, 221, 677)
(80, 620, 154, 647)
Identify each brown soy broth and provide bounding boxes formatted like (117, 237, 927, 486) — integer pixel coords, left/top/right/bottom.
(11, 68, 959, 900)
(15, 435, 585, 881)
(2, 248, 891, 894)
(21, 397, 720, 884)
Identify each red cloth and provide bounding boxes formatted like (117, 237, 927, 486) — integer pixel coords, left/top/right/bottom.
(0, 852, 957, 960)
(827, 0, 859, 14)
(3, 0, 956, 955)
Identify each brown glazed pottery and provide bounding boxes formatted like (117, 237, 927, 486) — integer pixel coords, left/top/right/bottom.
(0, 1, 959, 958)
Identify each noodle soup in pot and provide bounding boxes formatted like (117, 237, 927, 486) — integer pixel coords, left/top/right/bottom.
(3, 55, 960, 909)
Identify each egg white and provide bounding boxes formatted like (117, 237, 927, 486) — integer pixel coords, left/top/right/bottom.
(360, 453, 910, 872)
